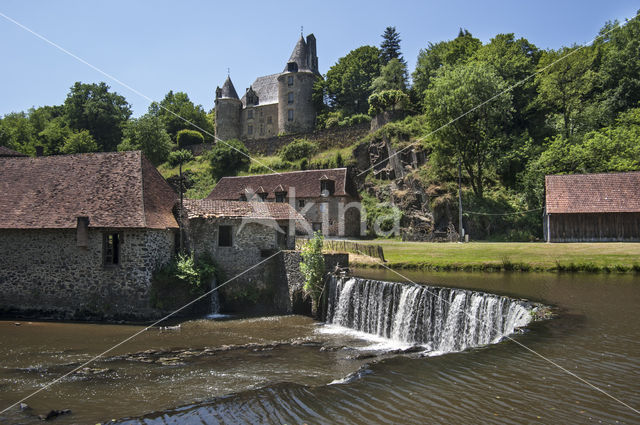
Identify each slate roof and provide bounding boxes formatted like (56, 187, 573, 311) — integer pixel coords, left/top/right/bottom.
(184, 199, 305, 221)
(0, 146, 27, 157)
(219, 76, 239, 99)
(206, 168, 356, 200)
(241, 73, 280, 107)
(285, 35, 310, 72)
(0, 151, 178, 229)
(545, 172, 640, 214)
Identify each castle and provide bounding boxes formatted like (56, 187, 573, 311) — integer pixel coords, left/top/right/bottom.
(214, 34, 320, 141)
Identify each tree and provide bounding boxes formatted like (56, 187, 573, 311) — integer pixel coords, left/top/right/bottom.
(38, 117, 72, 155)
(380, 26, 404, 65)
(0, 112, 37, 154)
(299, 231, 325, 317)
(63, 82, 131, 152)
(150, 91, 215, 142)
(208, 139, 250, 181)
(60, 130, 99, 154)
(371, 58, 409, 93)
(324, 46, 382, 115)
(117, 114, 174, 165)
(168, 149, 194, 252)
(412, 29, 482, 104)
(176, 129, 204, 148)
(423, 62, 513, 198)
(368, 90, 409, 116)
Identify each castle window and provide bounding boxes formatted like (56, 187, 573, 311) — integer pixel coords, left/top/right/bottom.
(260, 125, 264, 135)
(218, 225, 232, 247)
(267, 116, 272, 124)
(248, 125, 253, 135)
(287, 62, 298, 72)
(248, 110, 254, 119)
(288, 92, 294, 104)
(288, 76, 294, 86)
(288, 110, 294, 122)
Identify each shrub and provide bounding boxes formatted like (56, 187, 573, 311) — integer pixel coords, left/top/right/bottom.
(300, 232, 325, 310)
(368, 90, 410, 116)
(279, 139, 317, 162)
(177, 129, 204, 148)
(208, 138, 250, 180)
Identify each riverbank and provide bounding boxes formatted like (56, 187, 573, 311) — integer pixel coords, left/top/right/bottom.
(345, 241, 640, 273)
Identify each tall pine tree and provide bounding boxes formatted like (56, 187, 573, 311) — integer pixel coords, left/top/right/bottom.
(380, 26, 405, 65)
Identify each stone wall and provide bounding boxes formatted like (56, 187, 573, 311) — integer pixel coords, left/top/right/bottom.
(242, 103, 278, 140)
(0, 228, 175, 320)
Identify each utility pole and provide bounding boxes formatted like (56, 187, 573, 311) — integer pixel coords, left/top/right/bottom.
(458, 157, 463, 242)
(179, 161, 184, 253)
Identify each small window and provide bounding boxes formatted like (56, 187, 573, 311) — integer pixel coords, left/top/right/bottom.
(260, 125, 264, 135)
(312, 223, 322, 232)
(288, 92, 294, 104)
(288, 110, 294, 122)
(298, 199, 305, 208)
(267, 116, 272, 124)
(259, 192, 268, 201)
(248, 109, 254, 119)
(320, 180, 335, 196)
(218, 225, 232, 247)
(287, 75, 294, 86)
(287, 62, 298, 72)
(248, 125, 253, 135)
(103, 233, 120, 265)
(239, 193, 247, 201)
(275, 192, 287, 203)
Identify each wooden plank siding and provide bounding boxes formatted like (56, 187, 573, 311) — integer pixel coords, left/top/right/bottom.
(547, 212, 640, 242)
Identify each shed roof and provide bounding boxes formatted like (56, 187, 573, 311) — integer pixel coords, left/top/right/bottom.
(206, 168, 355, 200)
(0, 151, 178, 229)
(184, 199, 305, 221)
(545, 171, 640, 214)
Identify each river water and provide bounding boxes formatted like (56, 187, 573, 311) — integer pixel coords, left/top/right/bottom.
(0, 270, 638, 424)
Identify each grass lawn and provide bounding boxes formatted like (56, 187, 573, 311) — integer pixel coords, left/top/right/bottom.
(348, 241, 640, 272)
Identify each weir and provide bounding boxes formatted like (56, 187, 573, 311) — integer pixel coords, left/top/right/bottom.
(326, 275, 534, 352)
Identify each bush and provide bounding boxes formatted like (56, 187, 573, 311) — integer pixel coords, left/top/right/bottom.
(279, 139, 317, 162)
(208, 138, 250, 180)
(177, 129, 204, 148)
(300, 232, 325, 310)
(342, 113, 371, 126)
(368, 90, 410, 116)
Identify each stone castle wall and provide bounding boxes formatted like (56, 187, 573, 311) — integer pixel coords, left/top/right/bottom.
(277, 71, 317, 134)
(241, 103, 278, 140)
(0, 228, 174, 320)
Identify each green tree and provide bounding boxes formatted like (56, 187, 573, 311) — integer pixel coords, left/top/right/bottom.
(150, 91, 215, 142)
(117, 114, 174, 165)
(380, 26, 404, 65)
(371, 58, 409, 93)
(325, 46, 382, 115)
(412, 29, 482, 104)
(38, 117, 72, 155)
(0, 112, 37, 154)
(63, 82, 132, 152)
(176, 129, 205, 148)
(299, 232, 325, 316)
(60, 130, 99, 154)
(279, 139, 316, 162)
(368, 90, 409, 116)
(424, 62, 513, 198)
(208, 139, 250, 180)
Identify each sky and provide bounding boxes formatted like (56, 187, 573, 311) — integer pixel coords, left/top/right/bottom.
(0, 1, 638, 117)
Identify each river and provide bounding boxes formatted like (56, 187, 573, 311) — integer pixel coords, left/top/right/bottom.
(0, 270, 638, 424)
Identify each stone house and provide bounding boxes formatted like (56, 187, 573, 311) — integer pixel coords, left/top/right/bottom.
(0, 151, 178, 320)
(214, 33, 320, 141)
(205, 168, 362, 237)
(182, 199, 307, 313)
(544, 171, 640, 242)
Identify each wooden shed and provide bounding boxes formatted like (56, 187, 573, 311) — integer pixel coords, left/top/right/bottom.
(544, 172, 640, 242)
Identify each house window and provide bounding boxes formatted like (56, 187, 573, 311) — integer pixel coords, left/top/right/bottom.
(288, 92, 294, 104)
(259, 192, 268, 200)
(298, 199, 305, 208)
(288, 110, 294, 121)
(239, 193, 247, 201)
(218, 225, 232, 247)
(248, 110, 254, 119)
(248, 125, 253, 135)
(288, 75, 294, 86)
(103, 233, 120, 265)
(321, 180, 335, 196)
(275, 192, 287, 203)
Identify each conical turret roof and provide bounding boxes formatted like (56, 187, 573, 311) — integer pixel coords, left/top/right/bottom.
(284, 35, 309, 72)
(220, 76, 239, 99)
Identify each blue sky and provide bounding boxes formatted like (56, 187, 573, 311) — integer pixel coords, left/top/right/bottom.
(0, 1, 637, 117)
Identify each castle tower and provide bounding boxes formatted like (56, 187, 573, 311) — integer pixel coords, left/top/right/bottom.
(214, 76, 242, 141)
(277, 34, 320, 134)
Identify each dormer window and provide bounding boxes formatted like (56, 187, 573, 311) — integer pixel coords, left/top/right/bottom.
(275, 192, 287, 203)
(287, 62, 298, 72)
(239, 193, 247, 201)
(320, 179, 335, 197)
(259, 192, 268, 201)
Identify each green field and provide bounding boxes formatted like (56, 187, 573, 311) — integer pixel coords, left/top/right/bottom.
(348, 241, 640, 273)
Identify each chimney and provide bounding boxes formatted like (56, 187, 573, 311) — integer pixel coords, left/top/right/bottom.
(76, 216, 89, 247)
(35, 146, 44, 157)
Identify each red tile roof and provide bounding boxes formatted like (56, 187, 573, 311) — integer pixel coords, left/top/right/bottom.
(0, 151, 178, 229)
(184, 199, 305, 221)
(545, 172, 640, 214)
(0, 146, 27, 157)
(206, 168, 355, 200)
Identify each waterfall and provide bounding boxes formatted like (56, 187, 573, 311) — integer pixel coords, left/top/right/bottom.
(325, 276, 534, 352)
(210, 290, 220, 315)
